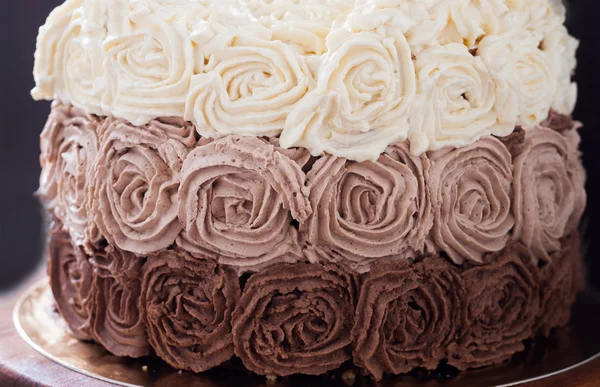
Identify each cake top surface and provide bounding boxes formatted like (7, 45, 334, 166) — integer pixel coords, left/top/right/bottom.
(32, 0, 577, 161)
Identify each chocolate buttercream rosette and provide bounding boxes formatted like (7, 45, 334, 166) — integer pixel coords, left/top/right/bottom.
(303, 142, 432, 272)
(88, 245, 150, 358)
(140, 250, 241, 372)
(91, 117, 188, 255)
(48, 226, 95, 341)
(38, 103, 101, 246)
(428, 136, 514, 264)
(232, 262, 357, 376)
(352, 257, 464, 381)
(448, 242, 541, 370)
(512, 127, 586, 262)
(536, 232, 583, 337)
(177, 136, 311, 272)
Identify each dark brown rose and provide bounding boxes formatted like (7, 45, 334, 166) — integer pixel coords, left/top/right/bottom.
(177, 136, 310, 272)
(512, 127, 586, 262)
(232, 262, 356, 376)
(352, 257, 464, 380)
(140, 250, 241, 372)
(48, 226, 95, 341)
(541, 110, 578, 133)
(536, 232, 581, 337)
(428, 137, 514, 264)
(89, 245, 150, 358)
(38, 103, 101, 246)
(92, 117, 188, 255)
(303, 142, 432, 273)
(448, 242, 540, 370)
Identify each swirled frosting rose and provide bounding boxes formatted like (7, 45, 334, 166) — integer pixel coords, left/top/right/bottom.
(91, 118, 187, 255)
(449, 242, 540, 370)
(352, 257, 465, 381)
(303, 142, 432, 272)
(48, 225, 95, 341)
(409, 43, 516, 154)
(185, 34, 312, 138)
(140, 250, 241, 372)
(89, 245, 150, 358)
(177, 136, 311, 271)
(232, 262, 356, 376)
(428, 137, 514, 264)
(38, 103, 100, 247)
(281, 22, 416, 161)
(512, 127, 586, 262)
(536, 232, 581, 337)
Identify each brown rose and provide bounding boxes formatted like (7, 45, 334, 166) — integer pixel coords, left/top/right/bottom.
(92, 117, 188, 255)
(536, 232, 582, 337)
(89, 245, 150, 358)
(303, 142, 432, 272)
(38, 103, 100, 246)
(428, 137, 514, 264)
(232, 262, 356, 376)
(48, 225, 95, 341)
(352, 257, 464, 380)
(512, 127, 586, 261)
(140, 250, 241, 372)
(177, 136, 311, 272)
(448, 242, 540, 370)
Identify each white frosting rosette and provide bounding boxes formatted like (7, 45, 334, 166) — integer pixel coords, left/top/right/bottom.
(478, 30, 557, 127)
(409, 43, 517, 154)
(102, 11, 195, 125)
(281, 24, 416, 162)
(243, 0, 352, 55)
(184, 34, 313, 138)
(32, 1, 106, 115)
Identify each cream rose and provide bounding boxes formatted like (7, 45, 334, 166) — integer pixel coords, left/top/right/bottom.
(102, 12, 194, 125)
(281, 25, 416, 162)
(409, 43, 517, 154)
(478, 31, 557, 127)
(184, 35, 312, 138)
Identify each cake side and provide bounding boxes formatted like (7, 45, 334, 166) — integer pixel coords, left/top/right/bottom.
(39, 102, 586, 380)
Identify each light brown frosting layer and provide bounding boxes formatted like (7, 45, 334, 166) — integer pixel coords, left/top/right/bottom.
(39, 104, 587, 272)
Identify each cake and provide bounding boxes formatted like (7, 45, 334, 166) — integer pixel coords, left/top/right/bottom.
(32, 0, 586, 381)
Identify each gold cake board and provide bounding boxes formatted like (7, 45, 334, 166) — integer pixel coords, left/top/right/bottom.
(13, 280, 600, 387)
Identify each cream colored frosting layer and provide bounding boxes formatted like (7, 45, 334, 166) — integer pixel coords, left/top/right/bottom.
(32, 0, 578, 161)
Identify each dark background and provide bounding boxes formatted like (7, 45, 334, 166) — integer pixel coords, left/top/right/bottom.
(0, 1, 598, 292)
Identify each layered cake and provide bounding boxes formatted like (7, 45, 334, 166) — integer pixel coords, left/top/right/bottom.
(33, 0, 586, 381)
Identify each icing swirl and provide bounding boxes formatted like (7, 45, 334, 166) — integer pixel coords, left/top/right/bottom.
(91, 118, 187, 255)
(38, 103, 100, 247)
(512, 127, 586, 261)
(140, 250, 241, 372)
(48, 225, 94, 341)
(177, 136, 311, 271)
(232, 262, 356, 376)
(428, 137, 514, 264)
(303, 142, 432, 272)
(89, 245, 150, 358)
(448, 242, 540, 370)
(352, 256, 464, 381)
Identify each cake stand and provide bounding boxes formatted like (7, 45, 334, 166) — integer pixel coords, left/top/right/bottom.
(1, 278, 597, 387)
